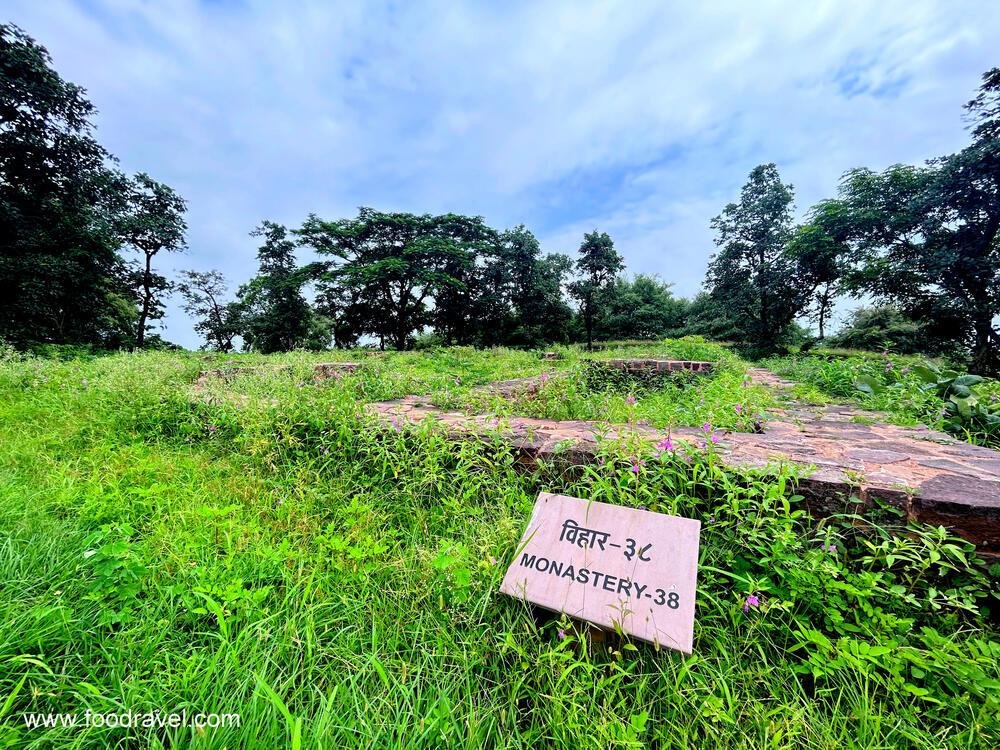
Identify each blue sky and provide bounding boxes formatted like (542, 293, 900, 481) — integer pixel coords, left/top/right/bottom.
(7, 0, 999, 348)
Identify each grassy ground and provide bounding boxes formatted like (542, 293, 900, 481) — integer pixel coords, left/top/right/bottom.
(0, 343, 997, 748)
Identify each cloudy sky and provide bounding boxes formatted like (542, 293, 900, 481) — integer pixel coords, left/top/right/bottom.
(6, 0, 999, 348)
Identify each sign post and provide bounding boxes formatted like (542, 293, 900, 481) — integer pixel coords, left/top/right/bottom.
(500, 492, 701, 654)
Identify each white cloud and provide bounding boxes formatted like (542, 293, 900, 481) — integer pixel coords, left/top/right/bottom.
(6, 0, 998, 346)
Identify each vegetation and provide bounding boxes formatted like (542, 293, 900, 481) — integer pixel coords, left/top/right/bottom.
(0, 345, 996, 748)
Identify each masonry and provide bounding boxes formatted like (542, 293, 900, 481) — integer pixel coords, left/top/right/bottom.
(366, 372, 1000, 556)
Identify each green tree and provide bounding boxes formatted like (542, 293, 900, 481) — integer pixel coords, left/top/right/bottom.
(118, 173, 186, 349)
(0, 24, 130, 347)
(472, 226, 574, 347)
(237, 221, 320, 353)
(704, 164, 809, 354)
(598, 274, 688, 340)
(568, 230, 623, 350)
(786, 217, 846, 340)
(809, 69, 1000, 373)
(828, 305, 925, 354)
(176, 270, 240, 352)
(298, 209, 495, 350)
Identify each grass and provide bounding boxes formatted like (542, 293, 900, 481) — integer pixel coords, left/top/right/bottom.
(0, 342, 997, 748)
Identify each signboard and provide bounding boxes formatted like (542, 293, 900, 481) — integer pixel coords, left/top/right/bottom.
(500, 492, 700, 654)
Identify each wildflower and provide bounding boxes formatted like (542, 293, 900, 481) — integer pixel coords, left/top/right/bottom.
(625, 394, 637, 406)
(207, 425, 217, 433)
(630, 458, 646, 474)
(489, 556, 498, 566)
(490, 417, 500, 428)
(557, 629, 566, 640)
(734, 404, 743, 414)
(708, 515, 715, 523)
(710, 433, 719, 444)
(821, 543, 838, 554)
(742, 594, 760, 613)
(702, 422, 711, 432)
(901, 367, 911, 375)
(884, 362, 894, 372)
(540, 372, 550, 385)
(655, 437, 673, 453)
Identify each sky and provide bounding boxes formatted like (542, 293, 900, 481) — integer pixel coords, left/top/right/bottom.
(6, 0, 1000, 349)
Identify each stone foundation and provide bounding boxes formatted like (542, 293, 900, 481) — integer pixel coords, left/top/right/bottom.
(596, 359, 715, 374)
(314, 362, 360, 379)
(367, 393, 1000, 556)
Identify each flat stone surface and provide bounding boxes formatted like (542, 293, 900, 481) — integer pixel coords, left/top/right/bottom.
(366, 368, 1000, 555)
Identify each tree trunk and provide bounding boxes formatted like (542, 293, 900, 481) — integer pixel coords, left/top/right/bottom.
(135, 252, 153, 350)
(970, 316, 999, 376)
(585, 294, 594, 351)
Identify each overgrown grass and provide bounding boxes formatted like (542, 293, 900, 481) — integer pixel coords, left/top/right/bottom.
(0, 346, 997, 748)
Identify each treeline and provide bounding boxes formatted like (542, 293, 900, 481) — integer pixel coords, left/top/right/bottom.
(0, 25, 186, 351)
(2, 24, 998, 373)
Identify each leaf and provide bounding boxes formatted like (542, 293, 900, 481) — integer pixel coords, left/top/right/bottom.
(854, 375, 883, 395)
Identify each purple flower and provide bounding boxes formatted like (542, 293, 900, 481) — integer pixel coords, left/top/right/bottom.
(901, 367, 911, 375)
(655, 437, 674, 454)
(702, 422, 711, 433)
(821, 543, 838, 554)
(708, 515, 715, 523)
(630, 458, 646, 474)
(743, 594, 760, 613)
(540, 373, 550, 385)
(207, 425, 217, 433)
(490, 417, 500, 427)
(710, 433, 719, 444)
(625, 394, 637, 406)
(489, 556, 498, 566)
(734, 404, 743, 414)
(557, 629, 566, 640)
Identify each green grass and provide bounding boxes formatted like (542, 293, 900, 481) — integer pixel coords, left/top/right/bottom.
(0, 344, 997, 748)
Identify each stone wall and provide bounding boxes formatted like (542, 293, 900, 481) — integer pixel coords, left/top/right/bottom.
(596, 359, 715, 374)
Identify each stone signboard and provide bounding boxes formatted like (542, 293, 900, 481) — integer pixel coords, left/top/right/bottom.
(500, 492, 701, 654)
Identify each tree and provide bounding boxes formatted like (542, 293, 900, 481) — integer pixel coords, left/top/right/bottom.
(786, 218, 846, 340)
(176, 270, 240, 352)
(597, 274, 688, 340)
(515, 251, 575, 346)
(828, 305, 925, 354)
(807, 69, 1000, 374)
(118, 173, 186, 349)
(0, 24, 131, 347)
(568, 230, 623, 349)
(704, 164, 810, 354)
(468, 225, 574, 347)
(237, 221, 320, 353)
(298, 209, 496, 350)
